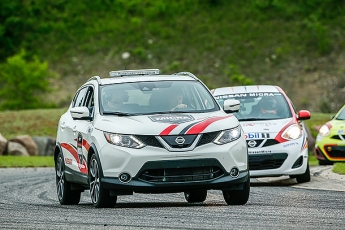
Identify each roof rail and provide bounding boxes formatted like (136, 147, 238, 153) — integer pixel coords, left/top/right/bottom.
(173, 72, 198, 80)
(87, 76, 101, 84)
(109, 69, 160, 77)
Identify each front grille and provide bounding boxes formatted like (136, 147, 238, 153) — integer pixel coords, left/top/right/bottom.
(138, 166, 224, 182)
(135, 135, 164, 148)
(262, 139, 279, 147)
(331, 135, 345, 140)
(324, 146, 345, 158)
(196, 131, 220, 147)
(249, 153, 288, 170)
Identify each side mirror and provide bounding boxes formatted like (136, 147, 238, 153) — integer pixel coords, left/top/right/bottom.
(297, 110, 311, 120)
(223, 99, 240, 113)
(70, 106, 92, 120)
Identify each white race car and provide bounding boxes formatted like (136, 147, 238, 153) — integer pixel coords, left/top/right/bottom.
(212, 85, 311, 183)
(55, 69, 249, 208)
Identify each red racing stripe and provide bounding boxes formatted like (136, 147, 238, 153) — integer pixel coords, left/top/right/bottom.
(82, 139, 90, 151)
(61, 143, 88, 174)
(160, 124, 178, 135)
(186, 116, 231, 134)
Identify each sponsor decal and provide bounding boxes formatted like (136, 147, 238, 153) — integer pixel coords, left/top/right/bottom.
(283, 142, 298, 148)
(245, 133, 270, 139)
(65, 158, 72, 165)
(249, 150, 272, 154)
(77, 133, 84, 166)
(242, 122, 277, 127)
(61, 142, 88, 174)
(149, 114, 194, 124)
(214, 92, 281, 99)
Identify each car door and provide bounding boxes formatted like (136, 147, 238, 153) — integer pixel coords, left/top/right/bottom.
(61, 86, 89, 174)
(73, 86, 95, 176)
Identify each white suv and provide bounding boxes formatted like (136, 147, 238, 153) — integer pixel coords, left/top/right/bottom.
(55, 69, 249, 208)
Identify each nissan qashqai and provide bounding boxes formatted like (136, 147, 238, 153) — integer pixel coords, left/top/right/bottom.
(55, 69, 249, 208)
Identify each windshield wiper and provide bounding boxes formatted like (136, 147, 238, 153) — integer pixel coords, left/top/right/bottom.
(238, 118, 259, 121)
(103, 112, 132, 116)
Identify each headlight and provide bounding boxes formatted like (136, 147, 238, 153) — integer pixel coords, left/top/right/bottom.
(104, 132, 145, 149)
(281, 124, 302, 140)
(318, 124, 331, 137)
(213, 126, 241, 145)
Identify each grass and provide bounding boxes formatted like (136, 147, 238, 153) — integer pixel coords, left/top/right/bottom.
(0, 156, 54, 167)
(333, 163, 345, 175)
(0, 108, 67, 139)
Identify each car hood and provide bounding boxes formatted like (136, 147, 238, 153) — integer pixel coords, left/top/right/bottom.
(328, 119, 345, 135)
(94, 111, 239, 135)
(240, 118, 293, 135)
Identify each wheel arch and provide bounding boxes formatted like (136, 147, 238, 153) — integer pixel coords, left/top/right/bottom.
(87, 143, 105, 178)
(54, 142, 63, 163)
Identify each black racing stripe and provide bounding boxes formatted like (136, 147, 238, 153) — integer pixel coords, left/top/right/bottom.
(179, 120, 205, 135)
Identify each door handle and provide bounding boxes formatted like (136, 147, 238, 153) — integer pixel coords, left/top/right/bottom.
(60, 122, 66, 129)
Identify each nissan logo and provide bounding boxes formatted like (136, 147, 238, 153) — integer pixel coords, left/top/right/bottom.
(248, 140, 257, 148)
(175, 136, 185, 145)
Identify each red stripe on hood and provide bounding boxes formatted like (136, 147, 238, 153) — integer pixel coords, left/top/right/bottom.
(186, 116, 231, 134)
(160, 124, 178, 135)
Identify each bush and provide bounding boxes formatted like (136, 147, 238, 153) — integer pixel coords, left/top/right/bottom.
(0, 50, 56, 110)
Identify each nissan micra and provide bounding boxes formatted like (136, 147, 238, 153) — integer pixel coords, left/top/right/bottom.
(212, 85, 311, 183)
(55, 69, 249, 208)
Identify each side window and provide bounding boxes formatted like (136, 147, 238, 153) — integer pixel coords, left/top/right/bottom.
(84, 87, 94, 108)
(84, 87, 95, 116)
(72, 87, 88, 108)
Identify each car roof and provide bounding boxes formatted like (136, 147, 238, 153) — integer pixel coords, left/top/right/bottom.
(84, 69, 199, 86)
(212, 85, 281, 96)
(99, 74, 195, 85)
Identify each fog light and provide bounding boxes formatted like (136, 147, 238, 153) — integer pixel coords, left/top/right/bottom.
(230, 167, 239, 178)
(119, 172, 131, 183)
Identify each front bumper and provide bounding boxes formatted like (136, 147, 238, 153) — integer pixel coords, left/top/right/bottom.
(248, 142, 308, 177)
(102, 169, 249, 195)
(315, 136, 345, 161)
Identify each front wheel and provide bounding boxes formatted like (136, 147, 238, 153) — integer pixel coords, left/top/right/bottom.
(222, 177, 250, 205)
(89, 154, 117, 208)
(295, 162, 311, 183)
(184, 190, 207, 203)
(55, 151, 81, 205)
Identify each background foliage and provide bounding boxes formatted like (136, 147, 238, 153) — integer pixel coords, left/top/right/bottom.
(0, 0, 344, 111)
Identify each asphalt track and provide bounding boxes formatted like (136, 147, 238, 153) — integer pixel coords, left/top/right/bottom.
(0, 166, 344, 229)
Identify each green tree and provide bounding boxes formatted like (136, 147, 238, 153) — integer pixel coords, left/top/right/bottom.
(0, 50, 55, 110)
(226, 64, 254, 86)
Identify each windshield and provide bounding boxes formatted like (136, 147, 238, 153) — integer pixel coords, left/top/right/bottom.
(214, 92, 292, 121)
(100, 80, 219, 115)
(336, 106, 345, 120)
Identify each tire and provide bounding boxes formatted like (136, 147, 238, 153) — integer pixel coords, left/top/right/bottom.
(184, 190, 207, 203)
(89, 154, 117, 208)
(295, 162, 311, 183)
(222, 177, 250, 205)
(55, 151, 81, 205)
